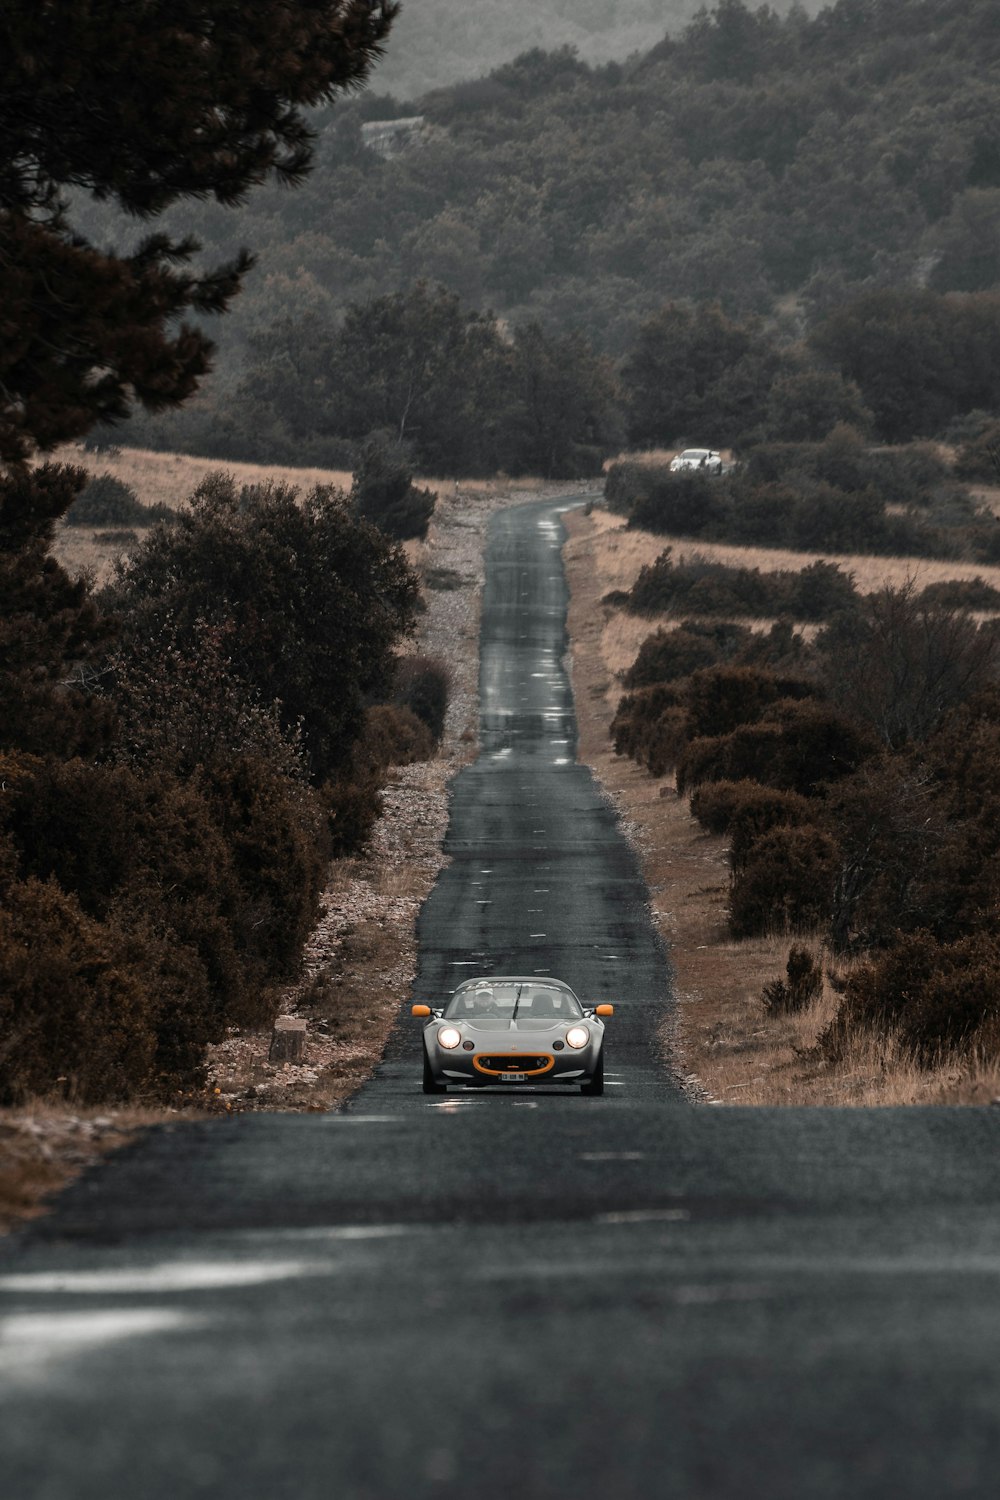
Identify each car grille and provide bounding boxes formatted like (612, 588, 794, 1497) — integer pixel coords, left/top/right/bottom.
(474, 1054, 553, 1076)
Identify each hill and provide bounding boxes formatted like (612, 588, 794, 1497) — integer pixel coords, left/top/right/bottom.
(373, 0, 820, 99)
(69, 0, 1000, 458)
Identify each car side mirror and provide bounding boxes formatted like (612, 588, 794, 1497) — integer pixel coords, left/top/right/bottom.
(595, 1004, 614, 1017)
(412, 1004, 431, 1018)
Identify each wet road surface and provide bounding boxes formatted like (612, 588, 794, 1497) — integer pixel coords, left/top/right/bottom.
(4, 500, 1000, 1498)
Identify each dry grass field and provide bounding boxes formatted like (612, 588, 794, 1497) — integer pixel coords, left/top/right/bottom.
(563, 504, 1000, 1106)
(586, 505, 1000, 681)
(48, 443, 547, 585)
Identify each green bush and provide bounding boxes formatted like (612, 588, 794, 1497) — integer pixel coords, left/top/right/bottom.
(729, 825, 839, 939)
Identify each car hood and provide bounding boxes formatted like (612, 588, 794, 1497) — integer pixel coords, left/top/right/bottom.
(449, 1018, 594, 1035)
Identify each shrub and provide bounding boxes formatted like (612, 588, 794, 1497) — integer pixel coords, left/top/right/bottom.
(0, 878, 156, 1105)
(604, 460, 649, 516)
(816, 580, 1000, 748)
(624, 624, 737, 686)
(919, 577, 1000, 611)
(726, 785, 815, 870)
(351, 434, 436, 541)
(729, 825, 839, 938)
(689, 779, 760, 835)
(761, 946, 824, 1014)
(66, 473, 175, 527)
(677, 701, 878, 797)
(953, 421, 1000, 484)
(104, 474, 420, 784)
(392, 654, 451, 742)
(361, 704, 435, 767)
(612, 683, 687, 773)
(627, 470, 730, 537)
(625, 550, 857, 621)
(820, 931, 1000, 1065)
(684, 666, 813, 740)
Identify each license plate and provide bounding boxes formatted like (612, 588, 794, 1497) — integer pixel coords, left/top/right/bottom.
(500, 1072, 523, 1083)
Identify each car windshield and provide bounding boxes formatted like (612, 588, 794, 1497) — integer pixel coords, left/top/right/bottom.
(681, 450, 708, 460)
(444, 982, 584, 1021)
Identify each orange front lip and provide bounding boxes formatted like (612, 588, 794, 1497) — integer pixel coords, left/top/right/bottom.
(473, 1054, 555, 1077)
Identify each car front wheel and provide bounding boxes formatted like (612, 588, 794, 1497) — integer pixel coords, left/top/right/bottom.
(423, 1048, 446, 1094)
(581, 1051, 604, 1096)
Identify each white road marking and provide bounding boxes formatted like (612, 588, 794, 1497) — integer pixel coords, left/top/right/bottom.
(0, 1260, 330, 1295)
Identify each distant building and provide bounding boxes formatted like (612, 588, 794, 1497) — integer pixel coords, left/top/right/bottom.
(361, 116, 427, 158)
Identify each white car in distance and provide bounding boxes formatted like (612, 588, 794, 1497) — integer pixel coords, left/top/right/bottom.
(669, 448, 723, 474)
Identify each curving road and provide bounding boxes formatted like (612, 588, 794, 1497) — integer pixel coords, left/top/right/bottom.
(4, 499, 1000, 1498)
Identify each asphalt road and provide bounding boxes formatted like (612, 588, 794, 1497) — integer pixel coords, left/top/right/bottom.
(4, 499, 1000, 1499)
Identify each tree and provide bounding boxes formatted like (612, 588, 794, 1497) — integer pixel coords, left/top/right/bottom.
(351, 434, 437, 540)
(105, 475, 420, 781)
(622, 302, 776, 447)
(507, 322, 623, 478)
(0, 0, 397, 463)
(1, 1, 398, 757)
(815, 580, 1000, 748)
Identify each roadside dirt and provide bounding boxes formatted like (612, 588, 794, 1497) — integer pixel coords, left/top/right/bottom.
(562, 505, 1000, 1106)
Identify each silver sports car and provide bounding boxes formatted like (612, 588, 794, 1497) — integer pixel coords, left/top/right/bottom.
(412, 976, 613, 1095)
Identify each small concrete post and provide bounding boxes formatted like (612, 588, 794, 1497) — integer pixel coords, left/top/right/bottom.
(269, 1016, 307, 1065)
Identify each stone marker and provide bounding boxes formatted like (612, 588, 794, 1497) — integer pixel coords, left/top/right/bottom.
(269, 1015, 307, 1065)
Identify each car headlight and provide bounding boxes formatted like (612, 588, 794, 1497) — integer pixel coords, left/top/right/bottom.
(437, 1026, 462, 1050)
(565, 1026, 590, 1050)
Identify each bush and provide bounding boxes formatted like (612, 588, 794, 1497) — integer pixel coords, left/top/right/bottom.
(761, 946, 824, 1014)
(351, 434, 437, 541)
(392, 654, 451, 742)
(953, 421, 1000, 484)
(919, 577, 1000, 611)
(624, 623, 738, 686)
(625, 550, 857, 621)
(727, 786, 815, 870)
(688, 779, 760, 835)
(66, 473, 175, 527)
(684, 666, 814, 740)
(604, 460, 650, 516)
(627, 470, 730, 537)
(821, 931, 1000, 1065)
(729, 824, 839, 938)
(677, 700, 878, 797)
(0, 878, 156, 1105)
(611, 683, 687, 774)
(361, 704, 435, 767)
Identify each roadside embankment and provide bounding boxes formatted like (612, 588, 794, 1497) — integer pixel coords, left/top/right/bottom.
(562, 505, 1000, 1106)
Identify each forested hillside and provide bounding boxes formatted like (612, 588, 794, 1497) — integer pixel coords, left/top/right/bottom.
(88, 0, 1000, 467)
(373, 0, 821, 99)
